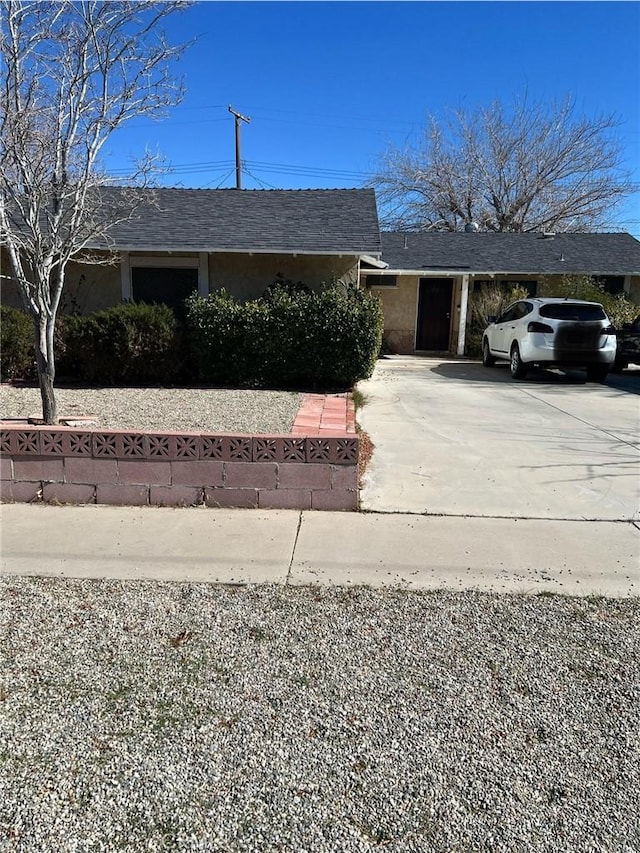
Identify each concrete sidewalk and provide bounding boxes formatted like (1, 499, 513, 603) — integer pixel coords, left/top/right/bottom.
(1, 503, 638, 597)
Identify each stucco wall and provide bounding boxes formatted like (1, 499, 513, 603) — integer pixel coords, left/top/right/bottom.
(369, 275, 463, 354)
(371, 277, 418, 354)
(1, 251, 361, 314)
(208, 253, 359, 302)
(62, 258, 122, 313)
(1, 250, 121, 314)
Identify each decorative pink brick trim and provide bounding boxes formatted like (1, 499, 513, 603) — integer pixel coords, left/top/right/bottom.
(291, 392, 356, 437)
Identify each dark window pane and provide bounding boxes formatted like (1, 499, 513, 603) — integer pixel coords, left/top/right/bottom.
(596, 276, 624, 295)
(366, 275, 397, 287)
(131, 267, 198, 314)
(539, 303, 606, 321)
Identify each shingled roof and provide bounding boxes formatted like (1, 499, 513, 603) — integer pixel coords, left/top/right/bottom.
(379, 232, 640, 275)
(89, 187, 381, 255)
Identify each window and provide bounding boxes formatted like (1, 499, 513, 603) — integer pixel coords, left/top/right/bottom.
(596, 276, 624, 295)
(131, 266, 198, 315)
(497, 305, 519, 324)
(515, 301, 534, 319)
(540, 303, 606, 321)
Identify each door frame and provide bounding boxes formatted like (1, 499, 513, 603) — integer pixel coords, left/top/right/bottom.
(414, 277, 455, 352)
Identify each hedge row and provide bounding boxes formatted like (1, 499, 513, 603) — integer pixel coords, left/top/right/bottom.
(1, 283, 383, 389)
(59, 302, 183, 385)
(0, 305, 36, 382)
(187, 283, 383, 388)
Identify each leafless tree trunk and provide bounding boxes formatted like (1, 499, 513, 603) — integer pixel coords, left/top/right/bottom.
(371, 94, 632, 234)
(0, 0, 190, 423)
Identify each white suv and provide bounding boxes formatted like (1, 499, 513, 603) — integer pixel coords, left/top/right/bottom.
(482, 298, 616, 382)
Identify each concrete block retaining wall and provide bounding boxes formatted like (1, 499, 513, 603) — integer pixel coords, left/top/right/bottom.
(0, 427, 359, 510)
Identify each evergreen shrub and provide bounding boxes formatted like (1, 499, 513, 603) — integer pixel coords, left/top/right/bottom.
(0, 305, 36, 382)
(537, 275, 637, 329)
(60, 302, 182, 385)
(187, 282, 383, 388)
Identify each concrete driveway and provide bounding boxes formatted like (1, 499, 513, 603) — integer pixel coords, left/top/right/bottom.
(357, 357, 640, 521)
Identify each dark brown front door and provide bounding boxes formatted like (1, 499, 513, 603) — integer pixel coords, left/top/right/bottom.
(416, 278, 453, 350)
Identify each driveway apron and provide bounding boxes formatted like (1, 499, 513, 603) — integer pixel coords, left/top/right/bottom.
(357, 357, 640, 520)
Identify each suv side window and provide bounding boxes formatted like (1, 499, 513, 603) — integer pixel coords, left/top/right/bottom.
(498, 304, 519, 324)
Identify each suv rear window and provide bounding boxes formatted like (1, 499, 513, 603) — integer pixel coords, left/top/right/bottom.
(539, 303, 606, 321)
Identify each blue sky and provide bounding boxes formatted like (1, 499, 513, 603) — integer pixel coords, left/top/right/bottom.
(104, 1, 640, 235)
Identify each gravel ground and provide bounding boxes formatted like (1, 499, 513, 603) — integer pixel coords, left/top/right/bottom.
(1, 579, 638, 853)
(0, 386, 303, 433)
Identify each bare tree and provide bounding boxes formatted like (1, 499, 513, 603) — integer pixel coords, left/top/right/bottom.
(0, 0, 189, 423)
(371, 94, 632, 234)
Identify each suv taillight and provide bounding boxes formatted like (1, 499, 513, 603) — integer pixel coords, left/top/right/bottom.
(602, 325, 616, 335)
(527, 321, 553, 333)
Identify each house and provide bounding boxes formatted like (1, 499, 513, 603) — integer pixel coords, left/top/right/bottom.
(361, 231, 640, 355)
(1, 187, 382, 314)
(3, 187, 640, 358)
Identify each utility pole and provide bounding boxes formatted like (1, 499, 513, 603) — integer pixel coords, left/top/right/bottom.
(228, 105, 250, 189)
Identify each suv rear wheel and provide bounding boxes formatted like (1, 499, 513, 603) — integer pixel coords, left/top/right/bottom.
(509, 344, 527, 379)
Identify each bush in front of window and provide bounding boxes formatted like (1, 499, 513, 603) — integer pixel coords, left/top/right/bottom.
(537, 275, 636, 329)
(0, 305, 37, 382)
(58, 302, 183, 385)
(466, 283, 529, 357)
(186, 282, 383, 389)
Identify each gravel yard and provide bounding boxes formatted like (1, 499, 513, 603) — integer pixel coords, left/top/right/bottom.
(0, 386, 303, 434)
(1, 579, 638, 853)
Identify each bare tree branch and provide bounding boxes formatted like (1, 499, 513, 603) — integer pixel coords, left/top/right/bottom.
(0, 0, 191, 422)
(370, 93, 633, 234)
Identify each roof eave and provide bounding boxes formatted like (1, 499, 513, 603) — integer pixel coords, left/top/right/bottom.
(360, 254, 388, 269)
(84, 244, 381, 257)
(364, 267, 640, 276)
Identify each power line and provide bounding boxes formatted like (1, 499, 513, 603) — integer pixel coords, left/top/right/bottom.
(204, 167, 237, 189)
(241, 167, 278, 190)
(105, 157, 371, 183)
